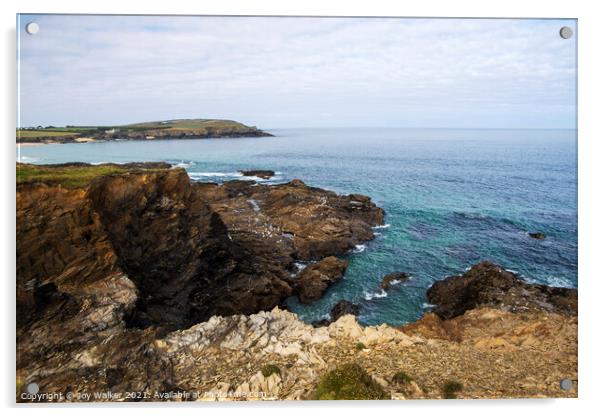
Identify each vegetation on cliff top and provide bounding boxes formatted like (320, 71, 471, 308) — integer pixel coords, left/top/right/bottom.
(17, 118, 272, 143)
(16, 163, 170, 188)
(312, 363, 390, 400)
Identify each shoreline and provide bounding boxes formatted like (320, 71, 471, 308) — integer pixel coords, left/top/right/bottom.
(15, 162, 578, 401)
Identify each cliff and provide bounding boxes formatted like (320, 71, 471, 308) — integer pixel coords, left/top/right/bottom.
(16, 163, 577, 401)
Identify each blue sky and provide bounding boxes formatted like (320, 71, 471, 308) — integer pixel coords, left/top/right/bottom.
(17, 15, 576, 129)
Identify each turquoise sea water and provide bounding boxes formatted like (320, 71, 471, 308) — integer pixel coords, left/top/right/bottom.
(18, 128, 577, 326)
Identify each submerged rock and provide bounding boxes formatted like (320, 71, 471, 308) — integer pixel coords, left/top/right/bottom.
(380, 272, 410, 291)
(528, 232, 546, 240)
(426, 261, 577, 319)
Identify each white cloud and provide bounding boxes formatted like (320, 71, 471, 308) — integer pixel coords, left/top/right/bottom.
(18, 15, 576, 128)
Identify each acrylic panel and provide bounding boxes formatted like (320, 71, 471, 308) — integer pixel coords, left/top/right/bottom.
(16, 14, 577, 402)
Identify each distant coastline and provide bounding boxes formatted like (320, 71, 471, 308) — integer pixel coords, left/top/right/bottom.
(16, 118, 273, 144)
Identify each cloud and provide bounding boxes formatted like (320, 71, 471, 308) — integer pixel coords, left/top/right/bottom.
(17, 15, 576, 128)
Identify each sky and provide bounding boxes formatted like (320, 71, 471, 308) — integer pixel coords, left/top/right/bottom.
(17, 15, 577, 129)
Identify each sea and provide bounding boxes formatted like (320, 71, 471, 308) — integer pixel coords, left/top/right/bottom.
(18, 128, 578, 326)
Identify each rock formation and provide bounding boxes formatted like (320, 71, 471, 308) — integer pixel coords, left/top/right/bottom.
(238, 169, 275, 179)
(16, 164, 577, 402)
(294, 257, 348, 304)
(380, 272, 410, 291)
(330, 300, 361, 321)
(426, 261, 577, 320)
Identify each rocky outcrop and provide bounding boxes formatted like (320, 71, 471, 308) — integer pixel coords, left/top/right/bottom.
(194, 179, 384, 261)
(330, 300, 361, 321)
(380, 272, 410, 291)
(295, 257, 348, 304)
(426, 261, 577, 320)
(528, 232, 546, 240)
(17, 162, 385, 400)
(18, 302, 577, 401)
(311, 300, 361, 327)
(238, 169, 275, 179)
(16, 163, 577, 401)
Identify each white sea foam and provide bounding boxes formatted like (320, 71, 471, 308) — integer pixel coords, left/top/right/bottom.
(524, 276, 575, 288)
(372, 224, 391, 229)
(174, 160, 193, 168)
(363, 289, 387, 301)
(545, 276, 574, 288)
(188, 172, 230, 178)
(421, 302, 436, 309)
(353, 244, 366, 253)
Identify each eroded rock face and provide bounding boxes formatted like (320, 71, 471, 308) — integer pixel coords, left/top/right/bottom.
(16, 163, 384, 397)
(17, 164, 577, 401)
(295, 257, 349, 304)
(427, 261, 577, 320)
(195, 179, 385, 261)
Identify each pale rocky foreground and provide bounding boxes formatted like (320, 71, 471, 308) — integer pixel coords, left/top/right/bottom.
(154, 306, 577, 400)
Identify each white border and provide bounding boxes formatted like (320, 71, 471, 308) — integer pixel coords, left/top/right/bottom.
(2, 1, 601, 415)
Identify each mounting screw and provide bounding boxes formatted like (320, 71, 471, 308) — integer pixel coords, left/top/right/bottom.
(559, 26, 573, 39)
(25, 22, 39, 35)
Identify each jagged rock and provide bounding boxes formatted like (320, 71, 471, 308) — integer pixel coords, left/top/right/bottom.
(195, 178, 384, 261)
(238, 169, 275, 179)
(380, 272, 410, 291)
(295, 257, 348, 304)
(330, 300, 361, 321)
(426, 261, 577, 319)
(16, 163, 577, 401)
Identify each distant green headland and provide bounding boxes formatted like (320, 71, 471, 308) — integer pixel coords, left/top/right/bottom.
(16, 119, 273, 144)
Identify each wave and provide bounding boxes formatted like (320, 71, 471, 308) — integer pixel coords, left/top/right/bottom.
(373, 224, 391, 229)
(353, 244, 366, 253)
(188, 172, 232, 178)
(174, 160, 194, 168)
(544, 275, 575, 288)
(363, 289, 387, 301)
(524, 274, 575, 289)
(421, 302, 436, 309)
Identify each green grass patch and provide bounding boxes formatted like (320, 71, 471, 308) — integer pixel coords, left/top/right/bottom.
(392, 371, 413, 385)
(261, 364, 281, 378)
(17, 163, 132, 188)
(442, 380, 463, 399)
(355, 342, 366, 351)
(16, 130, 81, 138)
(312, 363, 390, 400)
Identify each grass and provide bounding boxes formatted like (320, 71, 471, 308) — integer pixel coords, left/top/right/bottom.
(261, 364, 281, 378)
(17, 163, 140, 188)
(442, 380, 463, 399)
(392, 371, 413, 385)
(355, 342, 366, 351)
(17, 130, 81, 138)
(312, 363, 390, 400)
